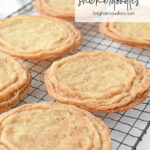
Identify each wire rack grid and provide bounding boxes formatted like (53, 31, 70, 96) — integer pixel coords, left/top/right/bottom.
(2, 1, 150, 150)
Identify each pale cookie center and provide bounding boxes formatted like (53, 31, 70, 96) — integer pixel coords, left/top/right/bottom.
(1, 109, 101, 150)
(44, 0, 74, 13)
(57, 55, 136, 93)
(0, 143, 8, 150)
(0, 59, 17, 91)
(115, 23, 150, 39)
(0, 19, 67, 51)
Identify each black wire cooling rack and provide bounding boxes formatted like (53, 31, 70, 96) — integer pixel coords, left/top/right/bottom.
(2, 1, 150, 150)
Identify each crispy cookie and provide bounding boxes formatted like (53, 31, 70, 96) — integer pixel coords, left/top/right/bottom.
(0, 52, 31, 112)
(0, 15, 82, 60)
(100, 22, 150, 49)
(0, 102, 111, 150)
(45, 51, 150, 113)
(34, 0, 74, 21)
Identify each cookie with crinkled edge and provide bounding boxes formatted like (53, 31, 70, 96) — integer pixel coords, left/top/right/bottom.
(100, 22, 150, 49)
(44, 51, 150, 113)
(34, 0, 75, 21)
(0, 102, 111, 150)
(0, 15, 82, 60)
(0, 52, 31, 112)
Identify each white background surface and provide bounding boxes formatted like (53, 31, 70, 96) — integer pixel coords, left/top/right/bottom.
(137, 127, 150, 150)
(0, 0, 150, 149)
(0, 0, 32, 18)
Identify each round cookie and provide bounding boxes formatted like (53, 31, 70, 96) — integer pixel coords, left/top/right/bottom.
(100, 22, 150, 49)
(0, 52, 31, 112)
(45, 51, 150, 113)
(34, 0, 75, 21)
(0, 102, 111, 150)
(0, 15, 82, 60)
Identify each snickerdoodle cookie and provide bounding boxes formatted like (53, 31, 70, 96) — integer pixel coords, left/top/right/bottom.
(0, 102, 111, 150)
(0, 15, 82, 60)
(34, 0, 75, 21)
(45, 51, 150, 113)
(100, 22, 150, 49)
(0, 52, 31, 112)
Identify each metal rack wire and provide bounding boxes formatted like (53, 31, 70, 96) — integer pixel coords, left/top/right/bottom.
(3, 1, 150, 150)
